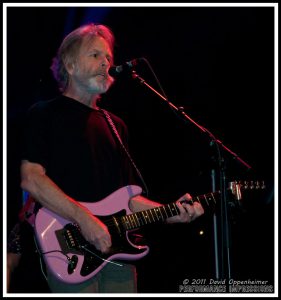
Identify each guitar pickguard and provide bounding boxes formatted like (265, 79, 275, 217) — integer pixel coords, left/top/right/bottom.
(54, 209, 147, 277)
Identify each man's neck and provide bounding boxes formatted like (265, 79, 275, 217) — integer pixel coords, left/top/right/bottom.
(63, 90, 100, 109)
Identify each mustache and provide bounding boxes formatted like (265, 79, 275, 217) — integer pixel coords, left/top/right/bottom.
(93, 70, 111, 78)
(92, 72, 115, 85)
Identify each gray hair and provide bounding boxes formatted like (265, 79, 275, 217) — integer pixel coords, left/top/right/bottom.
(50, 23, 115, 92)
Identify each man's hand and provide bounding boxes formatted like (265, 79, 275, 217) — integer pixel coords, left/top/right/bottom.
(21, 160, 112, 254)
(167, 193, 204, 224)
(76, 211, 112, 254)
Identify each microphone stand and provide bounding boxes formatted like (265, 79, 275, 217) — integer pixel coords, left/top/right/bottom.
(131, 70, 252, 288)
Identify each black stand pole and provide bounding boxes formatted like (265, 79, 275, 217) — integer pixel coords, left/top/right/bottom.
(131, 71, 252, 285)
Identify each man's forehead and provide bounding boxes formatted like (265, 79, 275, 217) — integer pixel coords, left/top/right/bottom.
(81, 36, 113, 55)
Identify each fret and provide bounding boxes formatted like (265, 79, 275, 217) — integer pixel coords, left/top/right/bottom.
(137, 213, 143, 227)
(167, 203, 178, 217)
(123, 215, 131, 230)
(125, 214, 132, 229)
(210, 193, 216, 204)
(121, 213, 142, 230)
(162, 206, 169, 219)
(132, 213, 141, 227)
(206, 192, 217, 207)
(127, 214, 133, 228)
(136, 211, 144, 226)
(141, 212, 147, 225)
(203, 194, 210, 206)
(195, 196, 201, 205)
(148, 209, 156, 222)
(155, 207, 164, 221)
(153, 207, 161, 221)
(133, 214, 140, 227)
(141, 211, 148, 224)
(145, 211, 152, 223)
(128, 214, 136, 228)
(167, 204, 173, 217)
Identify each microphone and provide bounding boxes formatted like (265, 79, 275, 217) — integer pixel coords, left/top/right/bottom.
(109, 58, 142, 77)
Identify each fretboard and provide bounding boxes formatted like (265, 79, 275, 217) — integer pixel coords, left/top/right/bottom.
(121, 191, 220, 231)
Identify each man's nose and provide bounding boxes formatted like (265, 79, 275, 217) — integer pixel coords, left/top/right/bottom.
(101, 57, 110, 68)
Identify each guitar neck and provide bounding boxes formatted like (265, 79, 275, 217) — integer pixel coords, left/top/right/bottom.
(121, 191, 220, 231)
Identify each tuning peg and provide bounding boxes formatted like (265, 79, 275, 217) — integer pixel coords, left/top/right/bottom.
(253, 180, 266, 189)
(250, 181, 255, 189)
(243, 181, 249, 189)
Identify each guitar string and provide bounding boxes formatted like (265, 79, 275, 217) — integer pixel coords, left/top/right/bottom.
(98, 197, 207, 228)
(100, 186, 262, 229)
(87, 185, 259, 229)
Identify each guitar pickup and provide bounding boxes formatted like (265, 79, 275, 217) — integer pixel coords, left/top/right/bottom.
(55, 224, 83, 255)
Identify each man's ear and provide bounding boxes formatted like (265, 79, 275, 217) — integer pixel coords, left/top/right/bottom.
(64, 59, 75, 75)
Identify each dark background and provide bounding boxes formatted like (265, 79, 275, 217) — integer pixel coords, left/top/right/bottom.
(6, 5, 275, 293)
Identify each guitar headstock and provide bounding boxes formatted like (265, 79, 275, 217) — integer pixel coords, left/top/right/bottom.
(229, 180, 266, 200)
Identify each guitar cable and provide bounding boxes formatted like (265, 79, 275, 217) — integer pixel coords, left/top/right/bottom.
(80, 245, 123, 267)
(33, 234, 76, 281)
(33, 234, 48, 281)
(32, 233, 123, 283)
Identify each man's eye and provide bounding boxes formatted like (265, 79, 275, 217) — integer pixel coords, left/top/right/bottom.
(91, 53, 98, 58)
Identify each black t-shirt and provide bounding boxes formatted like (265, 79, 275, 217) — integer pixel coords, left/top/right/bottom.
(21, 95, 137, 202)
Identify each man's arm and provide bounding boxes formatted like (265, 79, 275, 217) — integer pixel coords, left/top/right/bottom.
(20, 160, 112, 253)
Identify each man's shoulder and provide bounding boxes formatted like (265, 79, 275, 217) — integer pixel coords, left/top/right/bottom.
(28, 95, 65, 116)
(29, 96, 60, 111)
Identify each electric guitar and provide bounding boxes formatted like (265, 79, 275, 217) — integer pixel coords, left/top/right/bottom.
(34, 181, 265, 284)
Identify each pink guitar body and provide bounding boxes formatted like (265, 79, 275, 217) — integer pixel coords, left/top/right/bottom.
(35, 185, 148, 284)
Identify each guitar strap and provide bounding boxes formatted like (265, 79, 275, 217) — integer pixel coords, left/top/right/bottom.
(99, 108, 149, 196)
